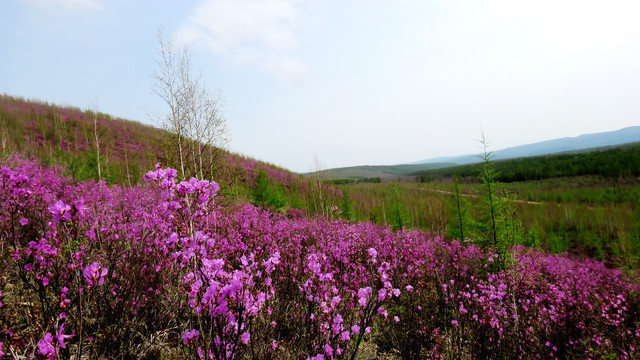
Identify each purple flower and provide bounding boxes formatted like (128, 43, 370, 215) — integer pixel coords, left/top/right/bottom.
(241, 332, 250, 345)
(48, 200, 72, 222)
(56, 323, 73, 348)
(351, 324, 360, 334)
(340, 331, 350, 341)
(324, 343, 333, 357)
(37, 333, 57, 359)
(378, 288, 387, 301)
(19, 217, 28, 226)
(357, 287, 372, 307)
(182, 329, 200, 345)
(377, 307, 388, 318)
(0, 342, 4, 357)
(83, 262, 108, 286)
(367, 247, 378, 260)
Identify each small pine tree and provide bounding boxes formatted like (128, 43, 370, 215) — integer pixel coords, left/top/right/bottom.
(252, 169, 286, 210)
(340, 190, 352, 221)
(475, 133, 525, 270)
(447, 175, 472, 242)
(390, 185, 412, 231)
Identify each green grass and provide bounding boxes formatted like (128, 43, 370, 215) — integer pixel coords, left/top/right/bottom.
(337, 178, 640, 270)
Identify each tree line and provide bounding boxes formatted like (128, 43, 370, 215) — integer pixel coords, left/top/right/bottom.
(414, 143, 640, 182)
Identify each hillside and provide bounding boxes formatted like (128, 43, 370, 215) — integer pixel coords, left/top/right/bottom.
(305, 162, 454, 181)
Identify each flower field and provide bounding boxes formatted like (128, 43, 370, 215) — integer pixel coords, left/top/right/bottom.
(1, 157, 639, 359)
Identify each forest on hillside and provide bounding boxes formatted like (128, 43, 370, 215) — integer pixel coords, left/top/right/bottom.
(413, 143, 640, 182)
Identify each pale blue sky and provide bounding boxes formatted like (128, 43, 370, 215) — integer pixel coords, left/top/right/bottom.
(2, 0, 640, 172)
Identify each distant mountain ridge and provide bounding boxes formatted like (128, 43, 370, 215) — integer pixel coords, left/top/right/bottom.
(310, 126, 640, 180)
(413, 126, 640, 165)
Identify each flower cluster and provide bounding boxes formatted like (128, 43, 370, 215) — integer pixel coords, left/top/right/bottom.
(0, 157, 638, 359)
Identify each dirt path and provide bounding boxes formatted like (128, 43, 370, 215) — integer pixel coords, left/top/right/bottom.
(411, 186, 545, 205)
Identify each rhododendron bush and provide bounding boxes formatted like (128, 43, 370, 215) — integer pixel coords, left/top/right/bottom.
(0, 157, 638, 359)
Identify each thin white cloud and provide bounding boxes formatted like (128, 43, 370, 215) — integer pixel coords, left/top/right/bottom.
(177, 0, 307, 81)
(26, 0, 104, 12)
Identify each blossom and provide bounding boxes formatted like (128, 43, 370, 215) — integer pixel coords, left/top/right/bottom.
(48, 200, 72, 222)
(340, 330, 350, 341)
(56, 323, 73, 348)
(241, 332, 250, 345)
(19, 217, 28, 225)
(377, 307, 388, 318)
(37, 333, 57, 359)
(357, 287, 372, 307)
(324, 343, 333, 357)
(351, 324, 360, 334)
(83, 262, 108, 286)
(182, 329, 200, 345)
(378, 288, 387, 301)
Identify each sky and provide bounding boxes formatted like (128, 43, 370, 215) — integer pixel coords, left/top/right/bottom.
(2, 0, 640, 173)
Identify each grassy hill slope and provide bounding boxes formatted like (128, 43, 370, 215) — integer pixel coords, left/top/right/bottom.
(0, 94, 348, 215)
(306, 162, 455, 181)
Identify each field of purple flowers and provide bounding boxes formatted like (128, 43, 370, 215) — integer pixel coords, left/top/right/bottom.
(1, 157, 639, 359)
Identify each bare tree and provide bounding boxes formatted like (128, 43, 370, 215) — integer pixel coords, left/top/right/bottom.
(152, 27, 228, 180)
(309, 155, 330, 217)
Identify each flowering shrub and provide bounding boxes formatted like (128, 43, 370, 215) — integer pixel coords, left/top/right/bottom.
(0, 156, 638, 359)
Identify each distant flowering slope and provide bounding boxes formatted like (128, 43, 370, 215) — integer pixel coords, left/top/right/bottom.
(0, 156, 638, 359)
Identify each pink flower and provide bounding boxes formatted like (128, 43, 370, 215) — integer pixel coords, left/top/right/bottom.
(83, 262, 108, 286)
(378, 307, 388, 318)
(37, 333, 57, 359)
(182, 329, 199, 345)
(48, 200, 72, 222)
(241, 332, 250, 345)
(351, 324, 360, 334)
(378, 288, 387, 301)
(324, 343, 333, 357)
(340, 331, 350, 341)
(0, 342, 4, 357)
(19, 217, 28, 226)
(367, 248, 378, 260)
(357, 287, 372, 307)
(56, 323, 73, 348)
